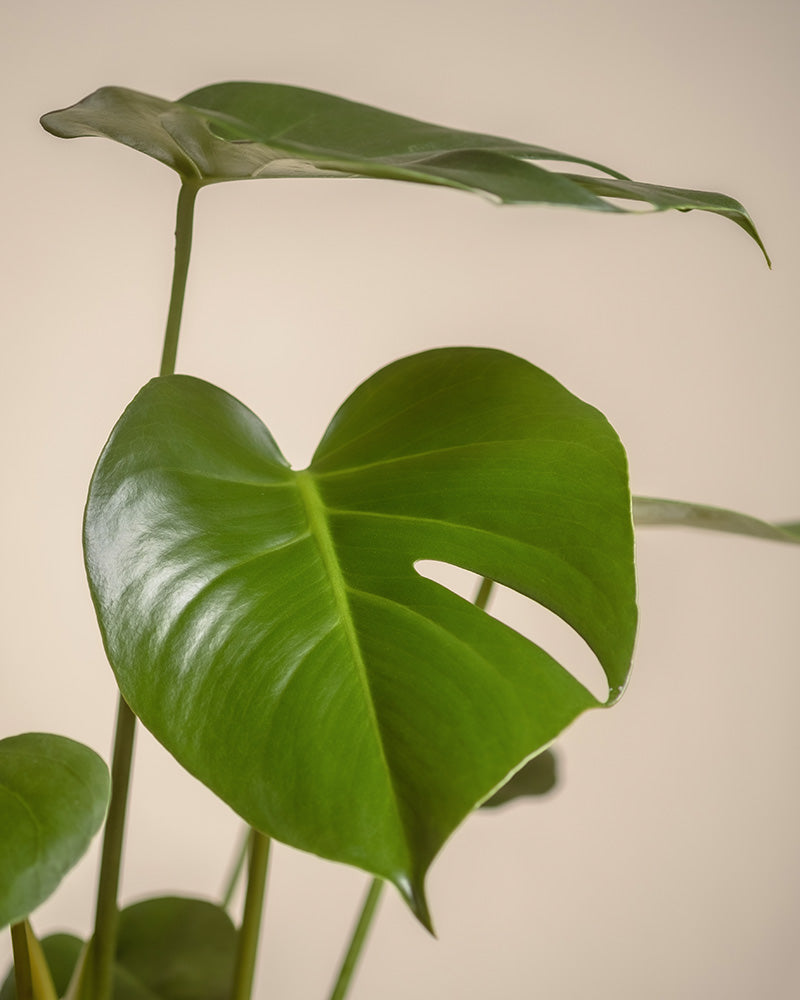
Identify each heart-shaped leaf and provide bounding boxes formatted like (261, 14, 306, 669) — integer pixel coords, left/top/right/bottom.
(40, 83, 767, 261)
(84, 347, 636, 925)
(1, 898, 237, 1000)
(0, 734, 110, 929)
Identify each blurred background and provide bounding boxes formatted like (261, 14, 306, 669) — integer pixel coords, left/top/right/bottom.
(2, 1, 798, 996)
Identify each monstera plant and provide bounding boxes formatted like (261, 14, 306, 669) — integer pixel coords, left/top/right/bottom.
(1, 81, 795, 999)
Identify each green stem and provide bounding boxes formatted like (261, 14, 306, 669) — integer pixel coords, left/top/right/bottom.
(91, 697, 136, 1000)
(160, 180, 200, 377)
(10, 923, 34, 1000)
(327, 878, 384, 1000)
(230, 830, 271, 1000)
(90, 180, 200, 1000)
(473, 576, 495, 611)
(221, 826, 251, 911)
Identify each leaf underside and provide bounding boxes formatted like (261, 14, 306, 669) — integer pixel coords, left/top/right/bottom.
(0, 733, 110, 929)
(83, 347, 636, 925)
(40, 82, 768, 262)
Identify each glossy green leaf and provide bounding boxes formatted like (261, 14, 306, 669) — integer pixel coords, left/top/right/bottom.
(84, 347, 636, 926)
(40, 83, 766, 258)
(633, 496, 800, 545)
(479, 749, 557, 808)
(0, 734, 110, 929)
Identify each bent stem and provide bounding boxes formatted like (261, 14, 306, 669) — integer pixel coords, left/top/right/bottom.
(327, 878, 385, 1000)
(231, 830, 271, 1000)
(90, 179, 200, 1000)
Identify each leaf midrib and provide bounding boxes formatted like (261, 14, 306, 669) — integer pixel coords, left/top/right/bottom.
(294, 470, 411, 871)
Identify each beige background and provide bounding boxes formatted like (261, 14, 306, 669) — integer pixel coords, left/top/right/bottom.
(2, 1, 799, 996)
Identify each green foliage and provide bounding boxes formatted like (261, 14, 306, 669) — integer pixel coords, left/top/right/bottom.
(1, 932, 80, 1000)
(113, 898, 238, 1000)
(15, 75, 791, 999)
(40, 83, 767, 260)
(83, 348, 635, 923)
(0, 734, 109, 929)
(479, 750, 557, 808)
(1, 899, 237, 1000)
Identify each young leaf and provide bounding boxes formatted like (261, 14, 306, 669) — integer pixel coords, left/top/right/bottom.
(0, 734, 110, 929)
(83, 347, 636, 927)
(40, 83, 766, 258)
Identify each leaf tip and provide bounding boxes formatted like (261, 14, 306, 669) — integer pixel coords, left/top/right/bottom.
(394, 873, 435, 935)
(39, 109, 60, 137)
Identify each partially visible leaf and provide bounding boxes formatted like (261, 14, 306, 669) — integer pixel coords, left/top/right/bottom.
(0, 933, 81, 1000)
(0, 734, 110, 929)
(40, 84, 766, 257)
(83, 347, 636, 926)
(115, 897, 238, 1000)
(59, 937, 161, 1000)
(1, 898, 237, 1000)
(2, 936, 158, 1000)
(633, 497, 800, 545)
(480, 749, 557, 808)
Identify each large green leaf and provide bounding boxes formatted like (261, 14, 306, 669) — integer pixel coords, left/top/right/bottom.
(40, 83, 766, 259)
(83, 347, 636, 925)
(1, 899, 236, 1000)
(0, 734, 110, 929)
